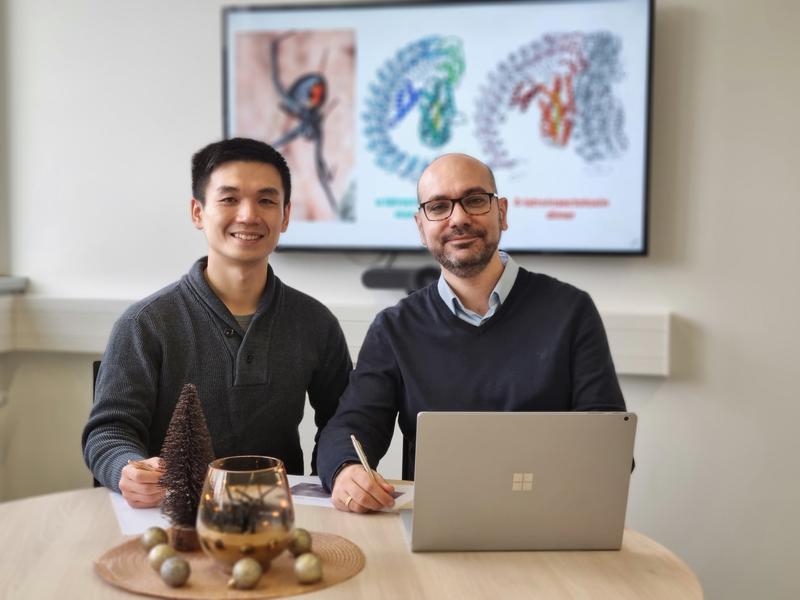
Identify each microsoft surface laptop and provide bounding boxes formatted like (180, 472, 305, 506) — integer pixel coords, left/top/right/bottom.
(402, 411, 637, 552)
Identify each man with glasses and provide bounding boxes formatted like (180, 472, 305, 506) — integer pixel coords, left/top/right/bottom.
(318, 153, 626, 512)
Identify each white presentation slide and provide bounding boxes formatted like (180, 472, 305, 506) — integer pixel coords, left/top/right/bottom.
(224, 0, 652, 253)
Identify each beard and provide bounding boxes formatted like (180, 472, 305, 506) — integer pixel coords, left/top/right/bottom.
(430, 223, 499, 278)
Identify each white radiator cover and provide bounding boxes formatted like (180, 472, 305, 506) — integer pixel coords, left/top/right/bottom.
(0, 297, 670, 376)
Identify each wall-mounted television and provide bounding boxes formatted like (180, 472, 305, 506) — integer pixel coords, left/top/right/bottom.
(223, 0, 652, 254)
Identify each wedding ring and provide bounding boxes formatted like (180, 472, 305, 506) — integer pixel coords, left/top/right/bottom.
(345, 494, 354, 509)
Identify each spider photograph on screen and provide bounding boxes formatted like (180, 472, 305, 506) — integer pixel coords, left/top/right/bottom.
(233, 29, 356, 222)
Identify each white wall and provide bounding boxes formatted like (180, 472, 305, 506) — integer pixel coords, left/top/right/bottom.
(0, 0, 9, 275)
(1, 1, 799, 598)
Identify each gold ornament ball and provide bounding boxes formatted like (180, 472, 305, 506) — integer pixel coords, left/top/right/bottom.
(140, 526, 168, 551)
(294, 552, 323, 584)
(288, 528, 312, 557)
(228, 557, 263, 590)
(160, 556, 191, 588)
(148, 543, 177, 572)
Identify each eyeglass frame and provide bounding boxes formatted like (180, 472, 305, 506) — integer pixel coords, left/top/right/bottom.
(418, 191, 499, 221)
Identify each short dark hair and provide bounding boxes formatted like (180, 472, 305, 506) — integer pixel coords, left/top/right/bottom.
(191, 138, 291, 206)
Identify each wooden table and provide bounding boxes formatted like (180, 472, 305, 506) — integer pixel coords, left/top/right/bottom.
(0, 487, 702, 599)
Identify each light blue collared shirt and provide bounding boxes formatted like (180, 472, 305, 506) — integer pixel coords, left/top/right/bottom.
(437, 251, 520, 326)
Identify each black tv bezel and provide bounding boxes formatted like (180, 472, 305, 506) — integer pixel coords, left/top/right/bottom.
(221, 0, 654, 257)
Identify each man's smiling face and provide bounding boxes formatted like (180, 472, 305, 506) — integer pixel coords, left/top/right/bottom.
(191, 161, 290, 268)
(415, 154, 508, 278)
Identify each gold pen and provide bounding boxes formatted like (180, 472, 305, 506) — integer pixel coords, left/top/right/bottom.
(350, 434, 377, 484)
(127, 459, 161, 472)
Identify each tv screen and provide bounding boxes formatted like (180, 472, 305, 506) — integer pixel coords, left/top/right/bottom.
(223, 0, 652, 254)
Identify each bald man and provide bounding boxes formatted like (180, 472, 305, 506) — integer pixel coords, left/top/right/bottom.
(317, 154, 626, 512)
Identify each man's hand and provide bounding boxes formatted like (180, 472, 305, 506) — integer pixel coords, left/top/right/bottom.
(331, 463, 396, 513)
(119, 456, 164, 508)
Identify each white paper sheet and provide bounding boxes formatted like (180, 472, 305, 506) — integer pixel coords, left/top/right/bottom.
(108, 476, 415, 535)
(108, 491, 170, 536)
(287, 474, 414, 512)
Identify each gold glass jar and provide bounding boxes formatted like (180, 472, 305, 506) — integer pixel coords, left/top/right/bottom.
(196, 456, 295, 571)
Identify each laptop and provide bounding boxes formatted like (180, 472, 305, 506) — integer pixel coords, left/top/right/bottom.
(401, 411, 637, 552)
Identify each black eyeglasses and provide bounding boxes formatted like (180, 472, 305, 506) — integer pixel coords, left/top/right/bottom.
(418, 192, 498, 221)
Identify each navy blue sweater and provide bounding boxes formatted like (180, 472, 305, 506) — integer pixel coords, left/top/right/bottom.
(318, 268, 626, 490)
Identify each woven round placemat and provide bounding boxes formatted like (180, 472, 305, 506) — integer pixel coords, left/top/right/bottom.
(94, 531, 365, 599)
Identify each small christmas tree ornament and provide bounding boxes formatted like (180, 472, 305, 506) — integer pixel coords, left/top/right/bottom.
(140, 526, 168, 551)
(148, 544, 177, 572)
(294, 552, 323, 584)
(159, 383, 215, 551)
(288, 528, 312, 556)
(228, 557, 263, 590)
(160, 556, 191, 588)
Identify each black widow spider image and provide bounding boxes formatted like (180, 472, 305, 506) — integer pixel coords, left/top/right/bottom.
(269, 33, 338, 211)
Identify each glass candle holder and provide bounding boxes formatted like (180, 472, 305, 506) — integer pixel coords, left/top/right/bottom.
(196, 456, 295, 571)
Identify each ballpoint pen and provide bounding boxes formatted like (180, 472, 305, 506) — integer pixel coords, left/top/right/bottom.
(127, 459, 161, 472)
(350, 434, 377, 484)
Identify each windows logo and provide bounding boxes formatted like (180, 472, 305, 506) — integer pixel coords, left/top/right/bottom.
(512, 472, 534, 492)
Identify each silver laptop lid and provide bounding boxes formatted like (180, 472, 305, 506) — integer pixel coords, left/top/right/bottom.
(410, 412, 636, 552)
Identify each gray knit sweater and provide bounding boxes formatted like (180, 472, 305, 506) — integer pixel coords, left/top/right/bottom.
(82, 258, 352, 492)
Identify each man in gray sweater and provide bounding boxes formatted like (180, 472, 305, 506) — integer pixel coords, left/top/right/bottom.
(82, 138, 352, 508)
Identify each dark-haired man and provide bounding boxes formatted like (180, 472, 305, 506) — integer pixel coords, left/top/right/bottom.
(318, 153, 626, 513)
(83, 138, 351, 507)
